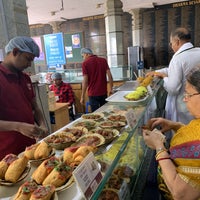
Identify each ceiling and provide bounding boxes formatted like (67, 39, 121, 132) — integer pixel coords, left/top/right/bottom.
(26, 0, 186, 25)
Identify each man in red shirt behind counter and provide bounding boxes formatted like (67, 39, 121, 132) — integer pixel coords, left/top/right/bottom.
(80, 48, 113, 112)
(50, 72, 75, 120)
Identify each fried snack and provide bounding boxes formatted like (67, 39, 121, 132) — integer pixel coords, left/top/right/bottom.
(43, 163, 72, 188)
(0, 154, 18, 179)
(72, 145, 97, 160)
(140, 76, 153, 87)
(30, 185, 55, 200)
(32, 156, 60, 184)
(34, 141, 52, 160)
(14, 180, 38, 200)
(63, 148, 76, 165)
(24, 143, 40, 160)
(5, 156, 28, 183)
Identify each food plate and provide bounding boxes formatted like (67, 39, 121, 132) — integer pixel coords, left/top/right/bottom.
(29, 149, 55, 166)
(72, 133, 105, 147)
(0, 163, 31, 186)
(55, 175, 74, 192)
(81, 112, 104, 121)
(99, 188, 120, 200)
(106, 90, 149, 104)
(62, 126, 88, 139)
(44, 132, 76, 150)
(107, 114, 127, 123)
(73, 119, 97, 130)
(89, 128, 119, 144)
(99, 121, 126, 130)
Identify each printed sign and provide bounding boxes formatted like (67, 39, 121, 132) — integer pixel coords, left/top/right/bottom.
(43, 32, 66, 66)
(73, 152, 102, 199)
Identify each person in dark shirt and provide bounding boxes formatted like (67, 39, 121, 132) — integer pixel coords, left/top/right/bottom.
(50, 72, 75, 120)
(0, 36, 48, 160)
(80, 48, 113, 112)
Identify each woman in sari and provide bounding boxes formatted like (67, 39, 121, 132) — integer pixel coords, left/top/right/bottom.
(143, 65, 200, 200)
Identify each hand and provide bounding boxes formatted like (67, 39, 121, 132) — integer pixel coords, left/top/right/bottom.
(16, 122, 48, 139)
(80, 97, 84, 105)
(142, 129, 165, 150)
(147, 117, 173, 133)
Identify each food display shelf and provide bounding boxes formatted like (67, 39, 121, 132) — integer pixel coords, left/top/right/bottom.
(0, 79, 164, 200)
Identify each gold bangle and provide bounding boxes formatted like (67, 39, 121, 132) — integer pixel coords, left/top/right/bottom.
(155, 148, 168, 159)
(156, 157, 170, 162)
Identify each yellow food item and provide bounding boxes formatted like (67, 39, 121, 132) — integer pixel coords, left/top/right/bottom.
(140, 76, 153, 87)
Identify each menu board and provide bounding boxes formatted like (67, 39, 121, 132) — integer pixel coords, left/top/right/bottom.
(142, 1, 200, 68)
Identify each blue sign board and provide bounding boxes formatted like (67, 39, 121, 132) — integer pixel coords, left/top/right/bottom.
(137, 61, 144, 70)
(43, 33, 66, 66)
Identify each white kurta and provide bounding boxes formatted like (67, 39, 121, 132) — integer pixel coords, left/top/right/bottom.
(157, 42, 200, 124)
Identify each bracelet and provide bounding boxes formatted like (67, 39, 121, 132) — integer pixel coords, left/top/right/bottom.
(156, 157, 171, 162)
(155, 148, 168, 159)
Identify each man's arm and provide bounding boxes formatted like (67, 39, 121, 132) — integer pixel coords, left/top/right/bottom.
(80, 75, 88, 104)
(107, 70, 113, 96)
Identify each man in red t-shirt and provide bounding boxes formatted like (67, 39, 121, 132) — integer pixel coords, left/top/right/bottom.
(80, 48, 113, 112)
(50, 72, 75, 120)
(0, 36, 48, 160)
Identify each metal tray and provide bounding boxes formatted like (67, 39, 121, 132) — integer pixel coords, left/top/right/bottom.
(106, 91, 149, 105)
(116, 81, 139, 91)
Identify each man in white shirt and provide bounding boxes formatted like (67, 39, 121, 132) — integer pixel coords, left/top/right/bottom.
(150, 27, 200, 124)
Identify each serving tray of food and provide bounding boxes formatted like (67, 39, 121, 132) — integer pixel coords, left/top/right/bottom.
(106, 91, 149, 104)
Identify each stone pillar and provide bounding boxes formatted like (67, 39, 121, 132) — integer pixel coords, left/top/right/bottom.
(129, 8, 144, 46)
(105, 0, 124, 68)
(49, 21, 62, 33)
(0, 0, 30, 56)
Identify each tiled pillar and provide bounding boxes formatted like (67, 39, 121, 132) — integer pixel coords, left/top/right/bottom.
(0, 0, 30, 55)
(129, 8, 144, 46)
(105, 0, 125, 68)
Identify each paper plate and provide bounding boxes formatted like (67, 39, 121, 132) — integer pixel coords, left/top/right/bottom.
(0, 162, 31, 186)
(55, 175, 74, 192)
(81, 112, 104, 121)
(72, 133, 105, 147)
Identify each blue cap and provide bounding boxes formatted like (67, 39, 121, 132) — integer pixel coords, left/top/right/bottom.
(5, 36, 40, 57)
(80, 48, 93, 55)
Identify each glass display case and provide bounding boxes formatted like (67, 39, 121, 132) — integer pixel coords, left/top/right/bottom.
(0, 79, 165, 200)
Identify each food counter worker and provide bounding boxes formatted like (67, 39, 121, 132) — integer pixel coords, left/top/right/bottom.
(0, 36, 48, 160)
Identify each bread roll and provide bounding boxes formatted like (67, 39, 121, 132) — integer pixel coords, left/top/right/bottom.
(34, 141, 52, 160)
(73, 145, 96, 160)
(5, 156, 28, 183)
(0, 154, 18, 179)
(63, 149, 74, 165)
(32, 156, 60, 184)
(43, 163, 72, 187)
(30, 185, 55, 200)
(24, 143, 40, 160)
(14, 180, 38, 200)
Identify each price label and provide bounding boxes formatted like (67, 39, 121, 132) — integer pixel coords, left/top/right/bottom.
(73, 152, 102, 200)
(125, 108, 136, 129)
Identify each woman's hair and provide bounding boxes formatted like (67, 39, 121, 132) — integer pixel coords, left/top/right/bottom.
(186, 65, 200, 93)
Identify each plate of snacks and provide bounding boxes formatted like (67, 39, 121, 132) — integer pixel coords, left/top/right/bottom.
(73, 119, 97, 130)
(23, 141, 55, 166)
(44, 132, 76, 150)
(89, 128, 119, 144)
(0, 154, 31, 186)
(107, 114, 127, 123)
(81, 112, 104, 121)
(99, 121, 126, 130)
(72, 133, 105, 147)
(62, 126, 88, 140)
